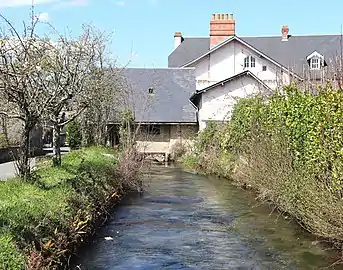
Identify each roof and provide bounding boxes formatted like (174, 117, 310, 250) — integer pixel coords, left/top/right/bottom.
(168, 38, 210, 68)
(168, 35, 343, 76)
(190, 70, 272, 107)
(114, 68, 197, 123)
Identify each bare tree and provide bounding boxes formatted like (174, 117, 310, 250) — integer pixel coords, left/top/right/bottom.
(37, 24, 108, 166)
(0, 15, 53, 178)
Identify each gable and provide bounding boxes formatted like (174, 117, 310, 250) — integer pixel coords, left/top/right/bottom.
(195, 71, 271, 126)
(190, 71, 271, 107)
(181, 36, 301, 80)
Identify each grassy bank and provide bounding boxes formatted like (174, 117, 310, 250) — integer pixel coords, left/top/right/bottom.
(0, 146, 142, 269)
(182, 84, 343, 257)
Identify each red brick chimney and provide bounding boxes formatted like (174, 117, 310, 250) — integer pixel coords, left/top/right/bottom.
(210, 13, 235, 48)
(281, 25, 289, 41)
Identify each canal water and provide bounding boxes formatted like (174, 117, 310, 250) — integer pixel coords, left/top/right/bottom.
(75, 165, 341, 269)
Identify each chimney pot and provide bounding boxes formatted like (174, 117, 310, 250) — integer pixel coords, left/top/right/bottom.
(174, 31, 182, 37)
(216, 14, 221, 20)
(221, 14, 225, 20)
(224, 14, 229, 20)
(229, 13, 233, 20)
(281, 25, 289, 41)
(212, 14, 215, 20)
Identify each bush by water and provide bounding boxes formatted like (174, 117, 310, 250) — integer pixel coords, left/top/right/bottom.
(182, 83, 343, 252)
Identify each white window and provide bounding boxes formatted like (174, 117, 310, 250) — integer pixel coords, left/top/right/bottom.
(244, 56, 256, 68)
(310, 57, 320, 70)
(250, 56, 255, 68)
(244, 56, 249, 68)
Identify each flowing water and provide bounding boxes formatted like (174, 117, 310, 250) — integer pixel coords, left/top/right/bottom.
(75, 165, 341, 270)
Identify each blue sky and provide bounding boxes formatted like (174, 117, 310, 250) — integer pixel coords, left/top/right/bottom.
(1, 0, 343, 67)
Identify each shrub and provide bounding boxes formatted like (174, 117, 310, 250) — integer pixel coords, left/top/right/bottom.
(0, 133, 8, 148)
(170, 141, 187, 161)
(66, 120, 82, 150)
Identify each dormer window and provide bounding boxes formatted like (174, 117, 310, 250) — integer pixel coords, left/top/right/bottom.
(244, 56, 256, 68)
(306, 51, 326, 70)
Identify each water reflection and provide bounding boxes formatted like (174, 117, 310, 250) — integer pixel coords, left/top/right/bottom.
(75, 165, 341, 270)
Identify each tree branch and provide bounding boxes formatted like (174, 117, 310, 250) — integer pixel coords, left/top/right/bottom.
(0, 111, 24, 121)
(57, 105, 88, 127)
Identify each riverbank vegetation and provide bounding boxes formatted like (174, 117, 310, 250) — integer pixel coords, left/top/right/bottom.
(182, 83, 343, 257)
(0, 7, 144, 268)
(0, 147, 143, 269)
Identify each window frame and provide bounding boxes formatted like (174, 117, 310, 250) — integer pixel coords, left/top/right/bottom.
(244, 56, 256, 68)
(310, 57, 320, 70)
(244, 56, 250, 68)
(148, 87, 154, 95)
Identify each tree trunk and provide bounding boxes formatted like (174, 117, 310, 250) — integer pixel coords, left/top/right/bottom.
(16, 123, 32, 179)
(52, 123, 61, 166)
(0, 116, 9, 146)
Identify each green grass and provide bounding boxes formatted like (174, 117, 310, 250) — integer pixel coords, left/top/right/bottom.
(0, 146, 120, 269)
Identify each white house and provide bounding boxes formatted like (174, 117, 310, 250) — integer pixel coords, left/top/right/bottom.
(190, 70, 272, 130)
(169, 13, 341, 130)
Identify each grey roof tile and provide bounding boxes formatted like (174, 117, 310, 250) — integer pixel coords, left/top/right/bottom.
(116, 68, 197, 123)
(168, 35, 343, 76)
(168, 38, 210, 68)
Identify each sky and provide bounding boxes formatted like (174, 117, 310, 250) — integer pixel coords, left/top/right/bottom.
(1, 0, 343, 67)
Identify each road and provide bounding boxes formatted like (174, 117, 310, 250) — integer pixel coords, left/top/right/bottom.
(0, 147, 70, 180)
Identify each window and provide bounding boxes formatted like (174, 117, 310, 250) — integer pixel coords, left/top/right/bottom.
(262, 65, 267, 71)
(148, 87, 154, 94)
(243, 56, 256, 68)
(310, 57, 320, 70)
(250, 56, 255, 68)
(244, 57, 249, 68)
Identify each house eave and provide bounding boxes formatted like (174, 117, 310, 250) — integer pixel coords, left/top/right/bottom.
(107, 121, 198, 125)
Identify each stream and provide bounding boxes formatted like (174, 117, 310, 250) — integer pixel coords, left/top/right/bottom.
(74, 165, 341, 269)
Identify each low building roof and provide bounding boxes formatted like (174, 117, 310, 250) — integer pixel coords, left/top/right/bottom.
(112, 68, 197, 124)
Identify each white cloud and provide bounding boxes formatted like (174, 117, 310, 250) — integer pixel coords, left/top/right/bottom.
(0, 0, 58, 7)
(37, 12, 49, 22)
(115, 1, 125, 6)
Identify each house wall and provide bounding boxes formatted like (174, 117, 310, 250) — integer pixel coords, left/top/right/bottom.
(135, 124, 197, 153)
(194, 40, 290, 90)
(198, 75, 268, 130)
